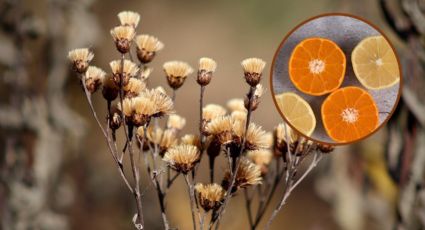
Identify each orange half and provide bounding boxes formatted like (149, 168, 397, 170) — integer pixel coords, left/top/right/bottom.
(321, 86, 379, 143)
(289, 38, 346, 96)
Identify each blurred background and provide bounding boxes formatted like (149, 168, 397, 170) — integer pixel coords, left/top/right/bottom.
(0, 0, 424, 229)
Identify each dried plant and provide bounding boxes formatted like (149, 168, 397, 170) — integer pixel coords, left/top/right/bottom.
(68, 10, 334, 230)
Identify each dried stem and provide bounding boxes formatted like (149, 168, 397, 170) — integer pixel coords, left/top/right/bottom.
(127, 125, 144, 229)
(213, 86, 256, 229)
(141, 127, 170, 229)
(185, 174, 199, 230)
(80, 78, 133, 193)
(265, 150, 323, 229)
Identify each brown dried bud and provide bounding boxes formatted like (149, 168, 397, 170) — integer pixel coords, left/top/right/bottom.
(197, 70, 213, 86)
(102, 76, 119, 101)
(163, 61, 193, 90)
(110, 60, 139, 87)
(110, 26, 135, 54)
(84, 66, 105, 94)
(137, 49, 156, 64)
(135, 35, 164, 64)
(68, 48, 94, 74)
(317, 143, 334, 153)
(241, 58, 266, 87)
(197, 57, 217, 86)
(109, 107, 122, 130)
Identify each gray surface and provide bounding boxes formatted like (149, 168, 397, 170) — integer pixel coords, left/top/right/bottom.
(272, 15, 400, 143)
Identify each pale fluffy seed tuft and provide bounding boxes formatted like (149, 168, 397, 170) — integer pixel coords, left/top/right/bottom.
(135, 35, 164, 52)
(163, 61, 194, 78)
(68, 48, 94, 63)
(199, 57, 217, 72)
(110, 26, 135, 41)
(241, 58, 266, 74)
(117, 11, 140, 27)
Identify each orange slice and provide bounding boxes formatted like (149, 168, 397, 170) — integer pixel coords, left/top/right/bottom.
(321, 86, 379, 143)
(275, 92, 316, 136)
(289, 37, 346, 96)
(352, 36, 400, 89)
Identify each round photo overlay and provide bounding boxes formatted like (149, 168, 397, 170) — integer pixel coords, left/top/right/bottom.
(271, 13, 401, 145)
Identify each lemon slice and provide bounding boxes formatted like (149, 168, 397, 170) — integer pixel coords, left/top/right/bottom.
(275, 92, 316, 136)
(352, 36, 400, 89)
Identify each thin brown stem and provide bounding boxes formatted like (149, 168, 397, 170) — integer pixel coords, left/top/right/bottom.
(265, 150, 323, 229)
(244, 188, 254, 228)
(127, 125, 144, 229)
(213, 86, 256, 229)
(185, 174, 199, 230)
(81, 78, 133, 193)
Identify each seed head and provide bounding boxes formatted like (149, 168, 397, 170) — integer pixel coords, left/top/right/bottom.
(117, 96, 156, 126)
(132, 96, 156, 126)
(197, 57, 217, 86)
(241, 58, 266, 86)
(163, 144, 200, 174)
(205, 116, 234, 145)
(117, 11, 140, 28)
(68, 48, 94, 73)
(139, 67, 153, 81)
(110, 59, 139, 86)
(84, 66, 106, 94)
(159, 129, 178, 156)
(195, 183, 225, 212)
(102, 75, 120, 101)
(230, 111, 247, 123)
(110, 26, 135, 53)
(274, 123, 299, 157)
(203, 104, 227, 122)
(140, 88, 174, 117)
(135, 35, 164, 64)
(109, 105, 122, 130)
(222, 158, 262, 192)
(227, 98, 247, 112)
(181, 134, 201, 149)
(163, 61, 193, 89)
(124, 78, 146, 98)
(247, 149, 272, 175)
(167, 114, 186, 131)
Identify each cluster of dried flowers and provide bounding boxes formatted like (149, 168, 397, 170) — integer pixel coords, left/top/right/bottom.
(68, 10, 333, 230)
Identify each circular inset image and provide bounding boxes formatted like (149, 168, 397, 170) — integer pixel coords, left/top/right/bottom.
(271, 13, 401, 144)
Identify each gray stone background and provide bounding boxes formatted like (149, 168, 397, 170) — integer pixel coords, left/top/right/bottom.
(272, 15, 400, 143)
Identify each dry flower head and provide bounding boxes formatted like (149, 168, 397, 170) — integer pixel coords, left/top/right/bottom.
(140, 88, 174, 117)
(68, 48, 94, 73)
(241, 58, 266, 86)
(124, 78, 146, 97)
(110, 26, 135, 53)
(223, 158, 262, 191)
(205, 116, 234, 144)
(227, 98, 247, 112)
(195, 183, 225, 211)
(135, 35, 164, 63)
(167, 114, 186, 131)
(110, 59, 139, 86)
(163, 61, 194, 89)
(163, 144, 200, 173)
(84, 66, 106, 93)
(197, 57, 217, 86)
(117, 11, 140, 27)
(203, 104, 227, 122)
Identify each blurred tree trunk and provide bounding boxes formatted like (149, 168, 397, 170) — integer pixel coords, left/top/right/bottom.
(0, 0, 99, 229)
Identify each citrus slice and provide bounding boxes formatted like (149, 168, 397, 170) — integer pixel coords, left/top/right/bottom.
(352, 36, 400, 89)
(275, 92, 316, 136)
(289, 37, 346, 96)
(321, 86, 379, 143)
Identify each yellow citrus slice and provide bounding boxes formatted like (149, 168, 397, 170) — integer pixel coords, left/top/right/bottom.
(275, 92, 316, 136)
(352, 36, 400, 89)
